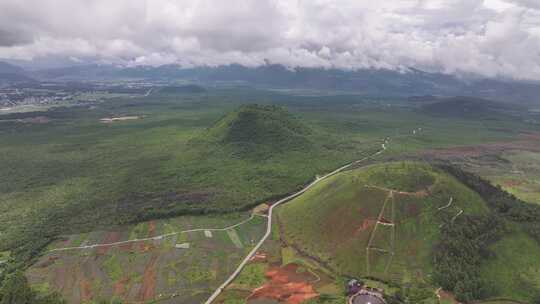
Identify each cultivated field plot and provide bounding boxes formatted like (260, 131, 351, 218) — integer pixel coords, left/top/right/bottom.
(418, 132, 540, 205)
(217, 224, 346, 304)
(26, 213, 266, 304)
(477, 150, 540, 204)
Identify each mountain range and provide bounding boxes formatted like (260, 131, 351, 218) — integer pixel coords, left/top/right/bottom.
(2, 61, 540, 105)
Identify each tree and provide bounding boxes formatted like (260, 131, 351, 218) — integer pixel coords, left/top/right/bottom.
(0, 271, 34, 304)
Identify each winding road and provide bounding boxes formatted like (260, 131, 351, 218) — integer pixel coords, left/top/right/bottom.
(47, 137, 394, 303)
(203, 142, 388, 304)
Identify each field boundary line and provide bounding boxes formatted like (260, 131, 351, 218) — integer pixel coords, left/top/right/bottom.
(366, 190, 392, 275)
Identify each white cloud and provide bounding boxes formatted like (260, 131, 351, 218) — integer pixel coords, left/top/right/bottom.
(0, 0, 539, 80)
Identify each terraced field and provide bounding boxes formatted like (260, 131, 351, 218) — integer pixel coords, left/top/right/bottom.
(26, 213, 266, 303)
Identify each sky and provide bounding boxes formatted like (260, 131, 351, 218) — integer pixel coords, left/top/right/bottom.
(0, 0, 539, 80)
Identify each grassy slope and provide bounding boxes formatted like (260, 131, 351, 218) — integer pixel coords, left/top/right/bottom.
(277, 162, 488, 285)
(487, 151, 540, 204)
(480, 230, 540, 302)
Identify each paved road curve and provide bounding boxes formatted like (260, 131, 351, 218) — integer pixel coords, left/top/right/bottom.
(203, 143, 387, 304)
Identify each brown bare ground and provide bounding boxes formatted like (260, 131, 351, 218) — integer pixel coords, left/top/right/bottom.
(137, 255, 158, 302)
(248, 264, 319, 304)
(355, 219, 376, 234)
(419, 132, 540, 159)
(96, 231, 121, 255)
(249, 252, 268, 263)
(113, 277, 131, 300)
(148, 221, 156, 237)
(139, 241, 154, 253)
(437, 289, 460, 304)
(79, 276, 93, 302)
(37, 256, 59, 268)
(503, 180, 524, 187)
(119, 241, 133, 252)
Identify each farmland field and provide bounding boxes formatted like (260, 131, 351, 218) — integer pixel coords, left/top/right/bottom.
(26, 213, 266, 303)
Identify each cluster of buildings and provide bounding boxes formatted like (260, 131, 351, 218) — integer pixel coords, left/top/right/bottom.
(0, 87, 73, 108)
(347, 279, 386, 304)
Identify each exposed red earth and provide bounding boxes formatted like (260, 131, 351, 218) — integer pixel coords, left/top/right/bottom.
(137, 255, 158, 302)
(96, 231, 121, 255)
(419, 132, 540, 159)
(355, 219, 376, 234)
(79, 276, 93, 302)
(249, 252, 268, 263)
(247, 264, 319, 304)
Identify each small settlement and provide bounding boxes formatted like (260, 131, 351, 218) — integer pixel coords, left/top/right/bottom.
(347, 279, 386, 304)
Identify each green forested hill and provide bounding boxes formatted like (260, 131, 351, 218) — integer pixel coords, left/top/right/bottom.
(277, 162, 540, 303)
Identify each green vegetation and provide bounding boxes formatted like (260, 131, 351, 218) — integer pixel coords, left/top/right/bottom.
(0, 93, 382, 270)
(234, 263, 267, 288)
(432, 214, 506, 302)
(420, 96, 519, 119)
(277, 162, 489, 284)
(202, 104, 312, 158)
(277, 161, 540, 303)
(103, 255, 123, 282)
(0, 271, 64, 304)
(25, 212, 266, 303)
(437, 164, 540, 302)
(480, 233, 540, 302)
(475, 150, 540, 204)
(0, 87, 538, 303)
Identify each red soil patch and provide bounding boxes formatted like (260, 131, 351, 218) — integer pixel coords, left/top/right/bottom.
(413, 189, 429, 197)
(250, 252, 268, 263)
(137, 255, 158, 302)
(419, 132, 540, 159)
(119, 242, 133, 252)
(437, 289, 460, 304)
(247, 264, 319, 304)
(113, 277, 131, 299)
(355, 219, 376, 234)
(96, 231, 121, 255)
(503, 180, 523, 187)
(37, 256, 59, 268)
(79, 277, 93, 302)
(138, 241, 154, 253)
(148, 221, 156, 237)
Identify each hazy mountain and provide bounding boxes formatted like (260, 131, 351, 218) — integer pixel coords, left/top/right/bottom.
(12, 62, 540, 104)
(0, 61, 36, 86)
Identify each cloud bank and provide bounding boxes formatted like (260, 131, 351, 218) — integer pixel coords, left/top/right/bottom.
(0, 0, 539, 80)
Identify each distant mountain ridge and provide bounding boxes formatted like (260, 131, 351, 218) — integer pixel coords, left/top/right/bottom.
(3, 60, 540, 104)
(0, 61, 36, 86)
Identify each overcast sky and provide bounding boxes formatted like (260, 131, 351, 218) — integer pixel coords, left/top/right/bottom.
(1, 0, 539, 80)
